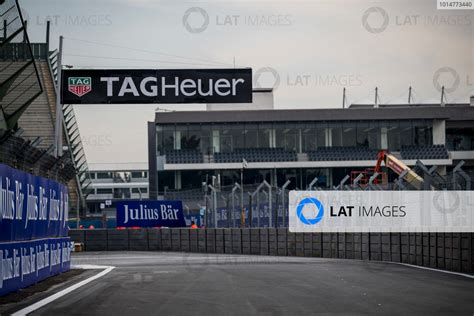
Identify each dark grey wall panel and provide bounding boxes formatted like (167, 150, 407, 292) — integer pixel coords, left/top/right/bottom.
(72, 229, 473, 274)
(147, 228, 162, 251)
(107, 229, 128, 251)
(129, 229, 149, 251)
(84, 229, 107, 251)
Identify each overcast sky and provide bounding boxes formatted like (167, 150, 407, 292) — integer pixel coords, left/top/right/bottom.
(20, 0, 474, 167)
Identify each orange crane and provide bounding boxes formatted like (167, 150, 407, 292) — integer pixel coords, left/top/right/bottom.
(374, 150, 424, 189)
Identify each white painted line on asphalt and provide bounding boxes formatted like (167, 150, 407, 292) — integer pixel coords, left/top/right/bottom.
(392, 262, 474, 279)
(11, 265, 115, 316)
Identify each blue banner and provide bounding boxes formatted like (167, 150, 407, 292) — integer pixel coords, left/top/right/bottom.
(0, 164, 69, 242)
(116, 200, 186, 228)
(0, 237, 72, 296)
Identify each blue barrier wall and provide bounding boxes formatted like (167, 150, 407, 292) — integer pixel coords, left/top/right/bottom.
(0, 164, 71, 297)
(0, 237, 72, 296)
(0, 164, 69, 241)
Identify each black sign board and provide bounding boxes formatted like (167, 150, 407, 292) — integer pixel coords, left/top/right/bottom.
(61, 68, 253, 104)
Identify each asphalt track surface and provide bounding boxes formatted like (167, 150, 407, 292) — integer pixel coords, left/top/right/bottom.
(23, 252, 474, 315)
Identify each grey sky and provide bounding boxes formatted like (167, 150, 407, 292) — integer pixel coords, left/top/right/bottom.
(19, 0, 474, 167)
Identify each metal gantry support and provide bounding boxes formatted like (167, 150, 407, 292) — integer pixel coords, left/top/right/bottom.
(334, 175, 350, 190)
(352, 173, 364, 190)
(368, 172, 380, 191)
(208, 184, 218, 228)
(231, 183, 241, 228)
(248, 180, 272, 228)
(395, 170, 409, 190)
(453, 160, 471, 190)
(281, 180, 291, 228)
(307, 177, 318, 190)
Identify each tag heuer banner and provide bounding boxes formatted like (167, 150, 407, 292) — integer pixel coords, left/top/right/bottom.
(61, 68, 253, 104)
(289, 190, 474, 233)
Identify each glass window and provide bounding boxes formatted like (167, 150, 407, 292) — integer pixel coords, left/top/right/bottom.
(162, 125, 175, 151)
(315, 123, 326, 148)
(230, 124, 245, 150)
(413, 121, 432, 146)
(187, 124, 201, 150)
(96, 172, 112, 179)
(447, 128, 474, 150)
(386, 121, 400, 151)
(97, 188, 113, 194)
(131, 171, 146, 178)
(200, 124, 213, 154)
(356, 122, 369, 147)
(399, 121, 413, 147)
(275, 123, 299, 151)
(244, 124, 259, 148)
(132, 188, 148, 194)
(342, 122, 357, 147)
(329, 123, 342, 147)
(302, 124, 317, 151)
(258, 123, 272, 148)
(156, 125, 163, 154)
(367, 122, 381, 149)
(113, 188, 131, 199)
(220, 125, 233, 152)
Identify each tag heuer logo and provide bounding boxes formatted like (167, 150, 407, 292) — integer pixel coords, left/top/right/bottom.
(68, 77, 92, 97)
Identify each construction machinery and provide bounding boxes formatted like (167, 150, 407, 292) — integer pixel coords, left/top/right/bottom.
(351, 150, 425, 189)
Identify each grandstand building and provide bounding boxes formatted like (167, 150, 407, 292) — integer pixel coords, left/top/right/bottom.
(148, 90, 474, 203)
(85, 163, 149, 214)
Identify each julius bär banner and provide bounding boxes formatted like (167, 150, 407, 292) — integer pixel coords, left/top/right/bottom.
(0, 164, 69, 242)
(289, 190, 474, 233)
(61, 68, 253, 104)
(116, 200, 186, 228)
(0, 238, 72, 296)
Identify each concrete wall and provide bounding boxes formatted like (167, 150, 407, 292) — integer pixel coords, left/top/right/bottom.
(69, 229, 474, 273)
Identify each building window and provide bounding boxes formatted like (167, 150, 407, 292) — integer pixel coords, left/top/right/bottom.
(131, 171, 147, 178)
(342, 122, 357, 147)
(446, 128, 474, 150)
(387, 121, 400, 151)
(330, 124, 342, 147)
(132, 188, 148, 194)
(96, 172, 113, 179)
(97, 188, 113, 194)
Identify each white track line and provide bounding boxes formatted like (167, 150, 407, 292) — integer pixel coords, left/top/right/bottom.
(391, 262, 474, 279)
(12, 265, 115, 316)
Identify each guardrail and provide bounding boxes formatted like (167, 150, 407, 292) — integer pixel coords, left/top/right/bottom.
(69, 228, 474, 273)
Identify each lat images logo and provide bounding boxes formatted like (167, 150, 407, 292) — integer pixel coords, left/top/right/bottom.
(68, 77, 92, 97)
(296, 197, 324, 225)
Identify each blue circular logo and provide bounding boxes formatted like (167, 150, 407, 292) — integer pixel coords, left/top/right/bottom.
(296, 197, 324, 225)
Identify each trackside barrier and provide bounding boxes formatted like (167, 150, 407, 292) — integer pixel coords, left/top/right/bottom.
(69, 229, 474, 273)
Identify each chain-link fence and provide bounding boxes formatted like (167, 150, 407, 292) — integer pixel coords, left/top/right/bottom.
(0, 132, 76, 183)
(165, 160, 472, 228)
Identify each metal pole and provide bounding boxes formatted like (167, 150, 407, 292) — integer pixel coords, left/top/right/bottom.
(240, 168, 244, 227)
(76, 188, 80, 228)
(342, 87, 346, 109)
(54, 35, 63, 157)
(281, 180, 291, 227)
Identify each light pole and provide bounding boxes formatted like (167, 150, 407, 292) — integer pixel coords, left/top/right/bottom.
(240, 159, 247, 227)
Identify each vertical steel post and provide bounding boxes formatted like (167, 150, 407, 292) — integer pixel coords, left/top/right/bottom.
(54, 35, 63, 157)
